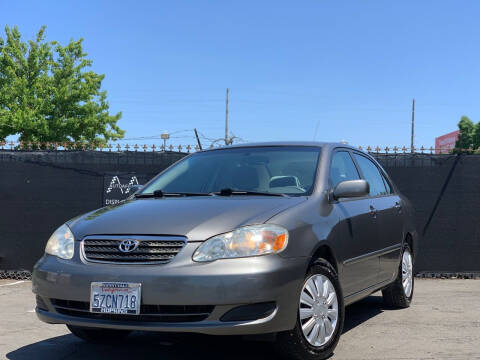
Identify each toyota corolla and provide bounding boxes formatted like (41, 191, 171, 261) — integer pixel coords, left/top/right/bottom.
(32, 142, 418, 360)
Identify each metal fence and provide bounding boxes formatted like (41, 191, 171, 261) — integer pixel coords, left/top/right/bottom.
(0, 146, 479, 277)
(374, 153, 480, 275)
(1, 141, 475, 154)
(0, 141, 201, 153)
(0, 150, 185, 273)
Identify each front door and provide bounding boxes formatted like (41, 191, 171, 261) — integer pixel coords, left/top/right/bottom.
(336, 198, 380, 296)
(330, 150, 380, 296)
(352, 153, 402, 284)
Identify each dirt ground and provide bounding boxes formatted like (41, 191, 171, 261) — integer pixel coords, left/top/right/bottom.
(1, 278, 479, 360)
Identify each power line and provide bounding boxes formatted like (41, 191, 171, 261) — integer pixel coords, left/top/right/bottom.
(121, 129, 195, 141)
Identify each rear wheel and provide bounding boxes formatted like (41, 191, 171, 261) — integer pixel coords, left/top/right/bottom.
(382, 244, 414, 308)
(67, 325, 131, 343)
(275, 260, 344, 360)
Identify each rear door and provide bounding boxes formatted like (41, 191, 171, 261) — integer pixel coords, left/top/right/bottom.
(330, 150, 380, 296)
(375, 170, 404, 282)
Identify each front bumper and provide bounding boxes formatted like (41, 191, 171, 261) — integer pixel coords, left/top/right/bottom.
(32, 243, 307, 335)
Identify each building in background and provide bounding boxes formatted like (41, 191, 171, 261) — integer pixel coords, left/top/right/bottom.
(435, 130, 459, 154)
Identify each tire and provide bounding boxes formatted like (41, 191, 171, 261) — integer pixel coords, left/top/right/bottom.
(382, 243, 414, 308)
(275, 259, 345, 360)
(67, 325, 131, 343)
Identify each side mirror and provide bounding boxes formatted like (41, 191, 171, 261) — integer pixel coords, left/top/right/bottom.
(332, 180, 369, 200)
(129, 184, 144, 194)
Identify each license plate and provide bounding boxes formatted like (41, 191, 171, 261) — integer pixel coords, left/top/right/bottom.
(90, 282, 141, 315)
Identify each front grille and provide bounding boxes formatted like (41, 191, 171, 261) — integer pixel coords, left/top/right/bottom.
(82, 235, 187, 264)
(51, 299, 214, 323)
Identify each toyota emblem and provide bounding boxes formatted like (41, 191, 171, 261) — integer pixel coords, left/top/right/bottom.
(118, 239, 140, 253)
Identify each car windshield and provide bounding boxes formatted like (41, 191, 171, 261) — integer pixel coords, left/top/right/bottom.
(140, 146, 322, 196)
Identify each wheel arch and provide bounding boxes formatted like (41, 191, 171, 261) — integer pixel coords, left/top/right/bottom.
(309, 243, 338, 273)
(404, 232, 414, 257)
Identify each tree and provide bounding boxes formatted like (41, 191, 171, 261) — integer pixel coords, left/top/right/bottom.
(0, 25, 124, 146)
(472, 122, 480, 150)
(455, 116, 474, 150)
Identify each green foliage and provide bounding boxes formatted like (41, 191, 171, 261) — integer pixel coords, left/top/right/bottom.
(455, 116, 475, 151)
(473, 122, 480, 150)
(0, 25, 124, 145)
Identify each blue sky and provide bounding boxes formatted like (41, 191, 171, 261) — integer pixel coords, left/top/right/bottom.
(2, 1, 480, 148)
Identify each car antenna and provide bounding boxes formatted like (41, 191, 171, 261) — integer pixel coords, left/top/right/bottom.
(194, 128, 203, 150)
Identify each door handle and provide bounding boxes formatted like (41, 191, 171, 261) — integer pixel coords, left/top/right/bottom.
(369, 205, 377, 217)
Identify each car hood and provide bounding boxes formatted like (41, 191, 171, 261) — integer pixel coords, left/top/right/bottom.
(68, 196, 306, 241)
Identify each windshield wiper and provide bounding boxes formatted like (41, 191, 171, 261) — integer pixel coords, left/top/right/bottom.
(135, 190, 213, 198)
(214, 188, 287, 197)
(135, 189, 287, 198)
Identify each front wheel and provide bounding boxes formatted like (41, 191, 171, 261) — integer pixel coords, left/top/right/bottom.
(275, 260, 345, 360)
(67, 325, 131, 343)
(382, 244, 414, 308)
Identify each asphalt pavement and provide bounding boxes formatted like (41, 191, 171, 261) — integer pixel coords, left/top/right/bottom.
(1, 279, 479, 360)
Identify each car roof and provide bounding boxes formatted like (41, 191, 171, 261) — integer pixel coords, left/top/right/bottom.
(201, 141, 361, 152)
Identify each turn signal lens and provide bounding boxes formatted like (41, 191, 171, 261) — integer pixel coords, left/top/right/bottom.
(273, 233, 287, 252)
(193, 224, 289, 262)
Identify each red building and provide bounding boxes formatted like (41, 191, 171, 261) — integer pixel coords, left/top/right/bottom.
(435, 130, 459, 154)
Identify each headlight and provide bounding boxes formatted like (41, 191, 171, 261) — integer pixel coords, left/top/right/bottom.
(193, 224, 288, 262)
(45, 224, 75, 260)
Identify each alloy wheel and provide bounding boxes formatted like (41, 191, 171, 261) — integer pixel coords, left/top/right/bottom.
(299, 274, 338, 347)
(402, 249, 413, 297)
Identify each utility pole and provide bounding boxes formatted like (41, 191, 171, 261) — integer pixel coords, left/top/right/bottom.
(410, 98, 415, 153)
(225, 88, 230, 145)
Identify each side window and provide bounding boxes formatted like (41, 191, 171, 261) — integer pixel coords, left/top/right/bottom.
(330, 151, 360, 188)
(353, 154, 388, 196)
(381, 173, 392, 194)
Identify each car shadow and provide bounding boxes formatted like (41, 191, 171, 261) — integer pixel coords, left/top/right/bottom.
(7, 295, 386, 360)
(343, 294, 385, 334)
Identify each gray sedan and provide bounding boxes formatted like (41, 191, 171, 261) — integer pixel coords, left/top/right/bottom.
(33, 142, 417, 360)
